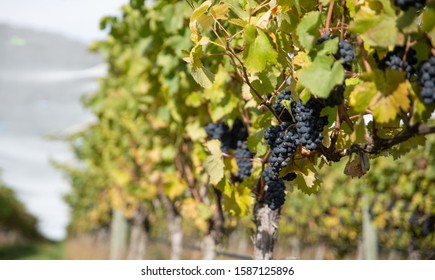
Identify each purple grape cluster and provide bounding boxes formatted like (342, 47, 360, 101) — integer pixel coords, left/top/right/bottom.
(234, 141, 253, 182)
(265, 122, 298, 177)
(206, 119, 253, 181)
(205, 119, 249, 152)
(293, 99, 329, 151)
(378, 47, 417, 79)
(205, 122, 232, 152)
(394, 0, 426, 11)
(337, 40, 356, 65)
(263, 167, 286, 210)
(264, 90, 329, 182)
(272, 89, 293, 122)
(418, 56, 435, 105)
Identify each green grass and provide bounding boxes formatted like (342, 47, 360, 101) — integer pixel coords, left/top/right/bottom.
(0, 241, 64, 260)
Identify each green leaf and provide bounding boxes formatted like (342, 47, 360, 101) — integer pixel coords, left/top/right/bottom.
(350, 117, 368, 144)
(315, 37, 339, 56)
(280, 158, 321, 195)
(350, 70, 411, 123)
(185, 91, 202, 108)
(277, 0, 293, 12)
(296, 11, 321, 51)
(243, 24, 278, 73)
(191, 65, 215, 89)
(247, 128, 267, 156)
(349, 81, 377, 113)
(223, 180, 254, 216)
(189, 0, 212, 43)
(298, 55, 345, 98)
(349, 7, 397, 48)
(215, 176, 232, 197)
(186, 120, 207, 141)
(210, 3, 230, 19)
(292, 0, 301, 15)
(204, 140, 224, 184)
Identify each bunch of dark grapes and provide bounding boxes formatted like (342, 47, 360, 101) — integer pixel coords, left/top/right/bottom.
(262, 167, 296, 210)
(234, 141, 253, 182)
(378, 47, 417, 79)
(273, 89, 293, 122)
(205, 122, 231, 152)
(316, 34, 355, 65)
(337, 40, 356, 65)
(230, 119, 249, 148)
(263, 167, 286, 210)
(206, 120, 254, 181)
(394, 0, 426, 11)
(265, 123, 298, 178)
(293, 99, 328, 151)
(418, 56, 435, 105)
(315, 35, 353, 105)
(265, 91, 329, 177)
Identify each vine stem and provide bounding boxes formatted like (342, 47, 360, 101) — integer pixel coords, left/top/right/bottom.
(357, 36, 372, 72)
(322, 123, 435, 162)
(325, 0, 335, 33)
(211, 21, 282, 122)
(340, 0, 346, 40)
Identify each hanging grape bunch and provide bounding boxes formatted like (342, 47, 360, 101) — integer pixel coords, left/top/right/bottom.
(418, 56, 435, 105)
(206, 119, 253, 182)
(377, 47, 418, 80)
(394, 0, 426, 11)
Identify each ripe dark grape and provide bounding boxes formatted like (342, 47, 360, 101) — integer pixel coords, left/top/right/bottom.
(316, 33, 333, 44)
(418, 56, 435, 105)
(205, 119, 248, 152)
(230, 119, 249, 148)
(273, 89, 293, 122)
(292, 99, 328, 151)
(337, 40, 356, 65)
(266, 123, 298, 178)
(394, 0, 426, 11)
(265, 92, 329, 180)
(205, 122, 231, 152)
(234, 141, 253, 182)
(263, 167, 286, 210)
(378, 47, 417, 79)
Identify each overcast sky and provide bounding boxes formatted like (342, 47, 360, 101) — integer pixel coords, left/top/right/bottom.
(0, 0, 127, 42)
(0, 0, 127, 240)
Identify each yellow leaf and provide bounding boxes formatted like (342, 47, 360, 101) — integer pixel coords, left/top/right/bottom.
(210, 3, 230, 20)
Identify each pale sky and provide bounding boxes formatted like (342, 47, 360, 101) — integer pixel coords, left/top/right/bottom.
(0, 0, 127, 42)
(0, 0, 127, 240)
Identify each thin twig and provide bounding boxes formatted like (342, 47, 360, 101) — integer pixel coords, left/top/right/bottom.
(325, 0, 335, 34)
(357, 36, 372, 72)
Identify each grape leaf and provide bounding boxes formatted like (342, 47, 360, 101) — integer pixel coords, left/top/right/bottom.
(204, 140, 224, 184)
(298, 55, 345, 98)
(349, 7, 397, 48)
(191, 65, 215, 89)
(189, 0, 212, 43)
(223, 182, 254, 216)
(186, 120, 207, 141)
(296, 11, 321, 51)
(243, 24, 278, 73)
(247, 128, 268, 156)
(210, 3, 230, 19)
